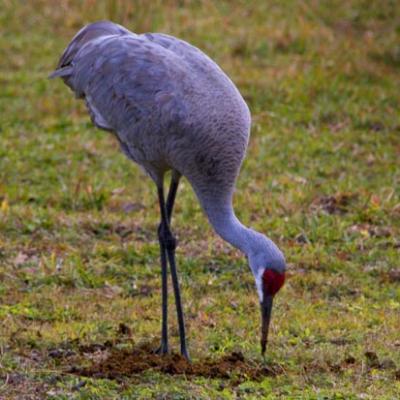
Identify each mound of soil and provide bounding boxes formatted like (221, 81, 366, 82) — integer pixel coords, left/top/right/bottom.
(71, 342, 278, 381)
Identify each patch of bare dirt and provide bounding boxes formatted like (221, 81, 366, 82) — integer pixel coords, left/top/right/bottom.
(387, 269, 400, 283)
(347, 223, 393, 238)
(365, 351, 397, 370)
(68, 342, 280, 382)
(310, 193, 357, 214)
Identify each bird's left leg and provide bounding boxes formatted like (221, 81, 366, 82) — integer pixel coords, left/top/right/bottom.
(164, 173, 189, 359)
(166, 231, 190, 360)
(157, 174, 189, 360)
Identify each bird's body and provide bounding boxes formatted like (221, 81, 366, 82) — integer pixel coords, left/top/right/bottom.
(51, 21, 286, 359)
(57, 22, 249, 192)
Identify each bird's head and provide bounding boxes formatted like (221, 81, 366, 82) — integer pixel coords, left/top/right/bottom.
(247, 232, 286, 356)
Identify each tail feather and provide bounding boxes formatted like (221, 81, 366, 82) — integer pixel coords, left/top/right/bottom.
(48, 66, 73, 79)
(49, 21, 131, 81)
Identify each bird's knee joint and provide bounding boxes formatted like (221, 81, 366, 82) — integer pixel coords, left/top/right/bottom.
(165, 235, 177, 251)
(158, 223, 177, 250)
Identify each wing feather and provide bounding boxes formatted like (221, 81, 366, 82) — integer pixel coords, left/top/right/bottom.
(70, 35, 187, 144)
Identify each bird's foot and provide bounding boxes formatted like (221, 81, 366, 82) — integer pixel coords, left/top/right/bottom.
(180, 347, 191, 363)
(154, 343, 169, 356)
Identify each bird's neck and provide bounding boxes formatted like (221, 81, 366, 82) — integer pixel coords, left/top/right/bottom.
(200, 195, 260, 256)
(196, 190, 286, 298)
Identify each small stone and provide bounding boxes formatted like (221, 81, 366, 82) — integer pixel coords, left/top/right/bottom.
(379, 358, 396, 370)
(72, 381, 87, 391)
(295, 233, 310, 244)
(48, 349, 64, 358)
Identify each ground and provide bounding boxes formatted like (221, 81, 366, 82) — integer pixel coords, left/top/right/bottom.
(0, 1, 399, 399)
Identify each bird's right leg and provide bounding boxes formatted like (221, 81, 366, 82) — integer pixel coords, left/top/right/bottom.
(155, 172, 180, 355)
(163, 175, 189, 360)
(156, 183, 169, 355)
(165, 171, 180, 221)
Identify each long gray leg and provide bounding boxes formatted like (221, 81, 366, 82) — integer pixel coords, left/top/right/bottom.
(165, 174, 189, 359)
(156, 173, 184, 356)
(165, 231, 189, 360)
(157, 215, 169, 354)
(166, 172, 180, 221)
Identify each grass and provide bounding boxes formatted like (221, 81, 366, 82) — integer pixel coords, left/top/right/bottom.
(0, 0, 399, 398)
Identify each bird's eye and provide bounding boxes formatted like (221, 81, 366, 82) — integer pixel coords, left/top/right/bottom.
(262, 269, 285, 296)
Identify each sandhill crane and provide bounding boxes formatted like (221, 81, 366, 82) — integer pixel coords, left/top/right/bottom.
(50, 21, 286, 360)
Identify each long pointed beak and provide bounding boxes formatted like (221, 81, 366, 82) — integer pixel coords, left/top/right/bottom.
(260, 295, 273, 356)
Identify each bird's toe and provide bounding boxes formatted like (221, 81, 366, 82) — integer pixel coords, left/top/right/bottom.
(154, 343, 169, 355)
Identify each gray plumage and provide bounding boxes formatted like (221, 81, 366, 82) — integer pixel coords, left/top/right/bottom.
(51, 21, 286, 357)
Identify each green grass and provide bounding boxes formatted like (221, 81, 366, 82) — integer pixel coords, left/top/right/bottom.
(1, 0, 399, 399)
